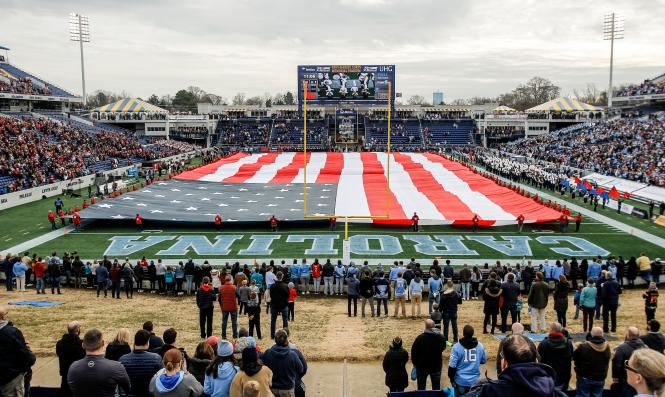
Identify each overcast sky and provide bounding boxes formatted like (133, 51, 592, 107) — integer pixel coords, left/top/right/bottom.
(2, 0, 664, 102)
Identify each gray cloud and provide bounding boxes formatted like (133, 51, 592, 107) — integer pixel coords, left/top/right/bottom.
(0, 0, 663, 102)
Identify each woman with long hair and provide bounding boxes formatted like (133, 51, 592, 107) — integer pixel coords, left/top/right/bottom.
(204, 341, 238, 397)
(470, 266, 481, 300)
(482, 272, 501, 334)
(105, 329, 131, 361)
(188, 341, 214, 386)
(626, 348, 665, 397)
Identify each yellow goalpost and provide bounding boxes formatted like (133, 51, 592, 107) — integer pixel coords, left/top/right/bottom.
(301, 80, 393, 242)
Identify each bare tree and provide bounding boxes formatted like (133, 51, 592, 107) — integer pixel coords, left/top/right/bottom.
(407, 95, 426, 105)
(232, 93, 246, 105)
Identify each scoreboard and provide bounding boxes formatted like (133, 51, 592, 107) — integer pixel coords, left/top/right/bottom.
(297, 65, 395, 106)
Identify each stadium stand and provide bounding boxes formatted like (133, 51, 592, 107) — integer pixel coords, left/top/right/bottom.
(422, 119, 474, 146)
(214, 118, 270, 146)
(270, 118, 329, 149)
(364, 118, 423, 149)
(616, 73, 665, 97)
(499, 115, 665, 186)
(0, 114, 184, 194)
(0, 61, 75, 97)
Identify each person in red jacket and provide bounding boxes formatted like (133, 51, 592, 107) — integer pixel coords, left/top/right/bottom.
(67, 209, 74, 224)
(575, 213, 582, 232)
(472, 214, 479, 233)
(135, 213, 144, 232)
(516, 214, 525, 233)
(559, 214, 569, 233)
(412, 212, 420, 232)
(73, 212, 81, 232)
(90, 197, 96, 204)
(330, 217, 337, 231)
(48, 210, 57, 230)
(218, 275, 238, 339)
(288, 282, 297, 322)
(214, 214, 222, 230)
(311, 259, 322, 294)
(270, 215, 278, 232)
(58, 209, 66, 227)
(34, 258, 46, 294)
(82, 200, 88, 209)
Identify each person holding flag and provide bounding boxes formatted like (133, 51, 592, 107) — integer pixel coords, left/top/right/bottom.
(575, 213, 582, 232)
(73, 212, 81, 232)
(214, 214, 222, 230)
(516, 214, 525, 233)
(48, 210, 57, 230)
(330, 217, 337, 231)
(412, 212, 420, 232)
(270, 215, 278, 232)
(471, 214, 479, 233)
(135, 213, 144, 232)
(559, 214, 569, 233)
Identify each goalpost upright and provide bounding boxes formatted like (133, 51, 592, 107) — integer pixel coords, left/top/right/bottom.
(302, 80, 393, 242)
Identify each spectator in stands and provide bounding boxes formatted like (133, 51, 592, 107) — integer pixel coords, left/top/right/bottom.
(465, 334, 562, 397)
(230, 347, 273, 397)
(448, 325, 487, 396)
(261, 329, 305, 397)
(527, 272, 549, 333)
(573, 327, 611, 397)
(612, 326, 647, 397)
(143, 321, 164, 351)
(68, 329, 130, 397)
(0, 306, 35, 396)
(411, 319, 447, 390)
(625, 348, 665, 397)
(382, 336, 409, 393)
(149, 348, 203, 397)
(640, 319, 665, 353)
(105, 329, 132, 361)
(119, 329, 163, 397)
(537, 322, 573, 391)
(56, 321, 86, 397)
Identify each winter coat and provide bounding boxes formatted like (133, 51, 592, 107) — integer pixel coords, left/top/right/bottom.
(600, 279, 622, 306)
(382, 345, 409, 391)
(186, 356, 212, 387)
(527, 281, 549, 309)
(553, 282, 569, 312)
(149, 369, 203, 397)
(219, 283, 238, 312)
(573, 336, 611, 381)
(0, 320, 36, 385)
(56, 333, 85, 377)
(260, 345, 305, 390)
(411, 329, 446, 374)
(229, 365, 273, 397)
(465, 363, 567, 397)
(612, 338, 647, 383)
(105, 341, 131, 361)
(537, 334, 573, 388)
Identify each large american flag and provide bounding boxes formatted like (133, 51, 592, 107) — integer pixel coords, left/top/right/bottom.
(137, 151, 560, 226)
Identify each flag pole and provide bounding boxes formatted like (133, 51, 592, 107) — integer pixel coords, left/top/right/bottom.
(303, 81, 308, 213)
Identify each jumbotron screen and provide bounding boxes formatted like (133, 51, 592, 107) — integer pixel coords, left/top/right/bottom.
(297, 65, 395, 105)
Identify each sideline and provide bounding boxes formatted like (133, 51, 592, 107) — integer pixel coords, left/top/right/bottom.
(0, 221, 90, 257)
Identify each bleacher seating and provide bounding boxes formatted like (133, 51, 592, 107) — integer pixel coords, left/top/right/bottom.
(270, 118, 329, 149)
(0, 62, 75, 97)
(364, 119, 423, 148)
(214, 118, 270, 146)
(422, 119, 474, 146)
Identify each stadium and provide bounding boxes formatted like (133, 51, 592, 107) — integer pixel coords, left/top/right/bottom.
(1, 3, 665, 397)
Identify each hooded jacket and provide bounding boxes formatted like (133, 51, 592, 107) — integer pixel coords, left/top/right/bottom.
(203, 361, 239, 397)
(149, 369, 203, 397)
(572, 335, 611, 381)
(186, 355, 211, 386)
(196, 284, 215, 311)
(448, 337, 486, 387)
(537, 333, 573, 388)
(229, 365, 273, 397)
(260, 344, 305, 390)
(640, 332, 665, 353)
(612, 338, 647, 383)
(469, 362, 565, 397)
(382, 345, 409, 391)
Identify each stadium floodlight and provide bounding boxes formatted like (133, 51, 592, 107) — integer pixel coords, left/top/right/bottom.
(603, 12, 624, 108)
(69, 13, 90, 107)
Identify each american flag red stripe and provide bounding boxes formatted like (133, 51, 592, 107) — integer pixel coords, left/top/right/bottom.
(176, 152, 562, 225)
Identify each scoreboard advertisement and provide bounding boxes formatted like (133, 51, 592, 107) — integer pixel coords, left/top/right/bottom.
(335, 108, 358, 144)
(298, 65, 395, 106)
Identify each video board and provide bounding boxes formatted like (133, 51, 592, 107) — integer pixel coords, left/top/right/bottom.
(298, 65, 395, 106)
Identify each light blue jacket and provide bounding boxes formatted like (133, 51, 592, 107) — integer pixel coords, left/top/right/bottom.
(203, 362, 238, 397)
(13, 262, 28, 277)
(449, 339, 487, 387)
(579, 286, 597, 309)
(299, 263, 311, 277)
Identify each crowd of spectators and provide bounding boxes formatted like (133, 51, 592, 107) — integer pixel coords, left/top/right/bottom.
(271, 122, 329, 148)
(616, 77, 665, 97)
(149, 139, 201, 154)
(0, 115, 190, 194)
(216, 122, 270, 146)
(497, 115, 665, 186)
(0, 77, 53, 96)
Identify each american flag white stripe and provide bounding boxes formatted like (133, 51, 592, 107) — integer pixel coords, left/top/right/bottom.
(334, 152, 371, 218)
(375, 152, 445, 220)
(292, 152, 327, 183)
(199, 153, 267, 182)
(245, 152, 297, 183)
(406, 153, 514, 220)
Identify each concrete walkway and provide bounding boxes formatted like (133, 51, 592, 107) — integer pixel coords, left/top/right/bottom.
(487, 168, 665, 248)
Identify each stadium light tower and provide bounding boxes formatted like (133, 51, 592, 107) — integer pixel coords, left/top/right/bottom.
(603, 12, 624, 108)
(69, 13, 90, 107)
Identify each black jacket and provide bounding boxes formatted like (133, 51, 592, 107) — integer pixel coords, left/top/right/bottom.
(322, 263, 335, 278)
(147, 334, 163, 351)
(105, 342, 131, 361)
(465, 363, 566, 397)
(270, 280, 290, 311)
(47, 262, 61, 277)
(600, 279, 622, 306)
(0, 321, 36, 385)
(640, 332, 665, 353)
(186, 355, 211, 386)
(56, 333, 85, 377)
(411, 329, 446, 373)
(359, 277, 375, 299)
(439, 290, 461, 313)
(383, 345, 409, 391)
(573, 336, 611, 381)
(196, 286, 216, 311)
(612, 338, 646, 383)
(537, 334, 573, 388)
(500, 281, 520, 305)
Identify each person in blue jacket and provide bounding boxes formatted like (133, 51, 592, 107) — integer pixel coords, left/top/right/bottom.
(299, 259, 310, 295)
(428, 270, 443, 314)
(289, 260, 300, 292)
(587, 259, 602, 281)
(203, 340, 238, 397)
(448, 325, 487, 397)
(260, 329, 305, 396)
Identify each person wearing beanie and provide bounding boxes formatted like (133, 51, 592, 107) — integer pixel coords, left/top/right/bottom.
(382, 336, 409, 392)
(229, 347, 273, 397)
(206, 336, 219, 353)
(197, 277, 216, 339)
(204, 341, 239, 397)
(149, 348, 202, 397)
